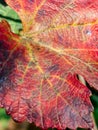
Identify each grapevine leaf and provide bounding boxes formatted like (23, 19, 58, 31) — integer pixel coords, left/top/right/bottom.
(0, 0, 98, 129)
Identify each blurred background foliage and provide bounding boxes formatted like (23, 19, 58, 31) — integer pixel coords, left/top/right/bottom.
(0, 0, 22, 34)
(0, 0, 98, 130)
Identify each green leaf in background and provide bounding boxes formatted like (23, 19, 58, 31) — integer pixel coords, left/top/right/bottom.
(0, 3, 22, 34)
(0, 109, 10, 130)
(91, 94, 98, 127)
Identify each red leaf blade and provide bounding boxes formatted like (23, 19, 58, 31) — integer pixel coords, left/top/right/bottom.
(0, 0, 98, 129)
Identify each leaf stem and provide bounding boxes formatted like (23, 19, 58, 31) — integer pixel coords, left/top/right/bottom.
(91, 113, 97, 130)
(78, 75, 98, 130)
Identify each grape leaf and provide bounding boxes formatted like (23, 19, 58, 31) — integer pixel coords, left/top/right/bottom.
(0, 0, 98, 129)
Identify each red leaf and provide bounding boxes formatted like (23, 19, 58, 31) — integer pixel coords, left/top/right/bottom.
(0, 0, 98, 129)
